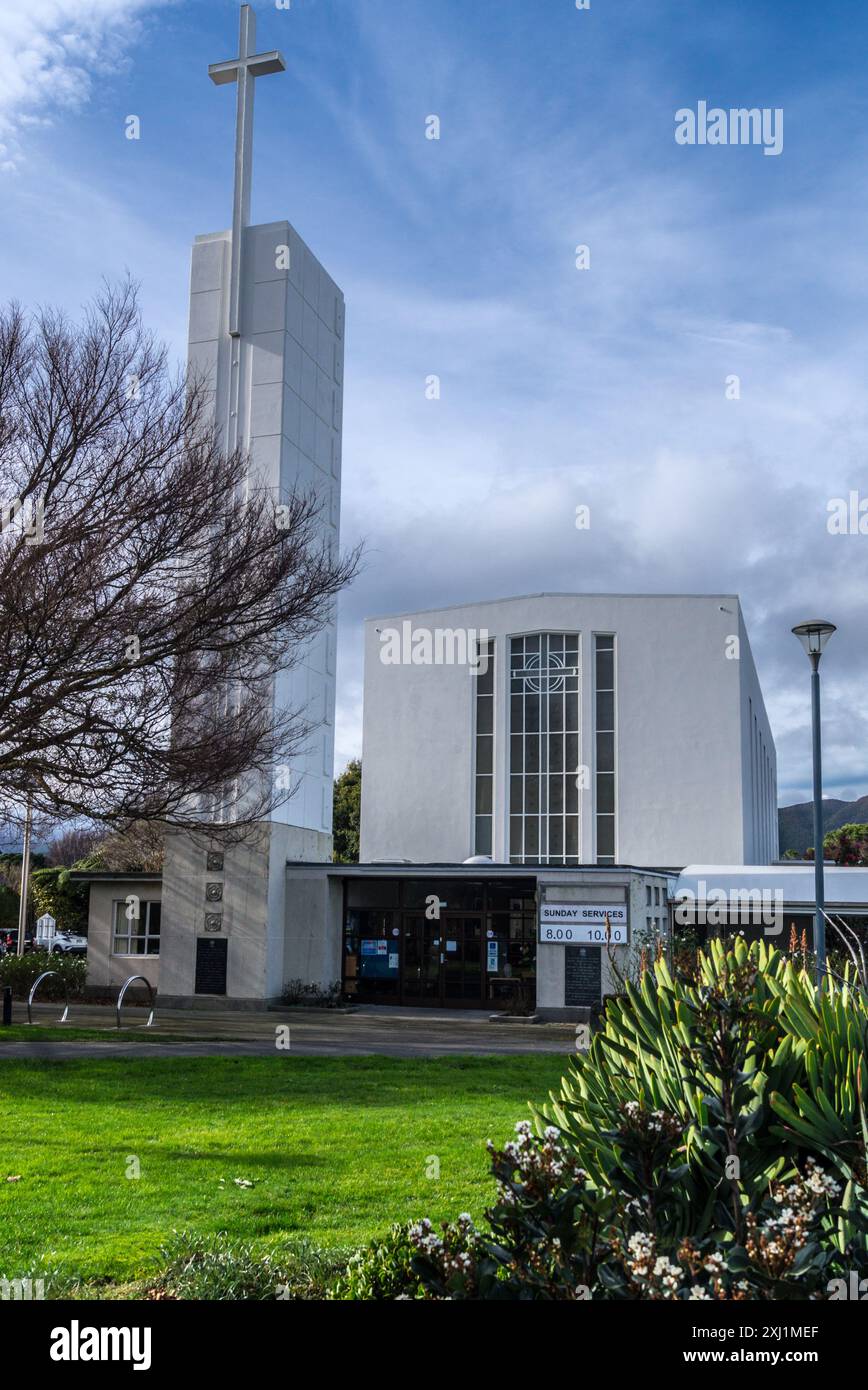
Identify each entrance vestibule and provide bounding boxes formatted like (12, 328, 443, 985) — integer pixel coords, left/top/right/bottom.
(342, 877, 537, 1009)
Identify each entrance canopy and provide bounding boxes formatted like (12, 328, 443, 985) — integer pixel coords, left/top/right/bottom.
(287, 861, 671, 1017)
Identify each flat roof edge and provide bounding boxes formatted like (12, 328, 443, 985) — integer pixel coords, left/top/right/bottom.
(67, 871, 162, 882)
(286, 862, 677, 875)
(365, 593, 741, 624)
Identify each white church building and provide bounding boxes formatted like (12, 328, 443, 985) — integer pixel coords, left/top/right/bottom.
(79, 587, 780, 1016)
(361, 592, 777, 868)
(75, 4, 782, 1019)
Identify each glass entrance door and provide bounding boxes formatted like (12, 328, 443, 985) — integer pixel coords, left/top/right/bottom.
(443, 917, 483, 1003)
(402, 915, 441, 1003)
(401, 915, 485, 1005)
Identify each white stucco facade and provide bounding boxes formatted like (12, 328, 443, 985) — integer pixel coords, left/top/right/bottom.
(187, 220, 343, 837)
(360, 593, 777, 869)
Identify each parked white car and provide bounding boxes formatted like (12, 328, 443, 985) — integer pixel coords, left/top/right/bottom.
(49, 930, 88, 956)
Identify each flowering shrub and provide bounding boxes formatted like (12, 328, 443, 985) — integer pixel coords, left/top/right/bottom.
(0, 949, 86, 999)
(334, 1121, 597, 1301)
(333, 1223, 421, 1300)
(342, 941, 868, 1300)
(546, 939, 868, 1235)
(342, 1120, 866, 1301)
(405, 1123, 598, 1300)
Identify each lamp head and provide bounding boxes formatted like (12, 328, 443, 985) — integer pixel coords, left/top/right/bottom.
(791, 619, 836, 660)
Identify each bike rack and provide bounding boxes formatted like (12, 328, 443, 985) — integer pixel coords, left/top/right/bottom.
(116, 975, 156, 1030)
(26, 971, 70, 1025)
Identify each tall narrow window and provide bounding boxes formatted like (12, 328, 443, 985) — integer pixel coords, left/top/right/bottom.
(474, 638, 495, 855)
(595, 634, 616, 864)
(508, 633, 580, 864)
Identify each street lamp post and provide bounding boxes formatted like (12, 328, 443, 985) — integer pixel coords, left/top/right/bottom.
(791, 620, 836, 987)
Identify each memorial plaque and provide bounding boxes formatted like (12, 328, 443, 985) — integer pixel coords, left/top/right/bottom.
(564, 946, 602, 1007)
(195, 937, 228, 994)
(205, 881, 223, 902)
(206, 851, 224, 872)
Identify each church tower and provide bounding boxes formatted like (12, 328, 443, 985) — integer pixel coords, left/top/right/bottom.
(158, 4, 343, 1005)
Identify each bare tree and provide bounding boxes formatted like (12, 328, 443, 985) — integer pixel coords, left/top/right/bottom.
(97, 822, 165, 872)
(46, 824, 105, 867)
(0, 282, 357, 836)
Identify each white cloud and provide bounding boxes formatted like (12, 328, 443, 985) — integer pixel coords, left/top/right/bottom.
(2, 0, 866, 809)
(667, 317, 794, 350)
(0, 0, 175, 169)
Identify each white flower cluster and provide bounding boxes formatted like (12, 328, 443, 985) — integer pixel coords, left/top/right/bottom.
(757, 1205, 801, 1259)
(493, 1120, 586, 1192)
(758, 1159, 841, 1261)
(622, 1100, 679, 1136)
(410, 1217, 444, 1257)
(408, 1215, 477, 1279)
(623, 1232, 725, 1300)
(624, 1233, 684, 1296)
(802, 1157, 842, 1200)
(627, 1232, 653, 1261)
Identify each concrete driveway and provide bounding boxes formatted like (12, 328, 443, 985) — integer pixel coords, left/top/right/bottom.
(2, 1001, 581, 1059)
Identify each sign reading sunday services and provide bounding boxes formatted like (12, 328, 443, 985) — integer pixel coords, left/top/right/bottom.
(539, 902, 629, 945)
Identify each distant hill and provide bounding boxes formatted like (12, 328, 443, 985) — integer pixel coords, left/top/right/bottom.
(778, 795, 868, 857)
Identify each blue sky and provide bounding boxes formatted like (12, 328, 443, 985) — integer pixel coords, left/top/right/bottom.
(3, 0, 868, 805)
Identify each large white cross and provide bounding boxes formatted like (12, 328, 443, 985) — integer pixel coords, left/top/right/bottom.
(209, 4, 286, 338)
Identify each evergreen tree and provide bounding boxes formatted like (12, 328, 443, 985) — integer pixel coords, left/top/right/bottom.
(333, 759, 361, 863)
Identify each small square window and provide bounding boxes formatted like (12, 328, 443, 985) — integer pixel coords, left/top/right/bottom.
(112, 900, 161, 957)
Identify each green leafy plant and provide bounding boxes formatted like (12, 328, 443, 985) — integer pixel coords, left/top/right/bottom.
(341, 1117, 867, 1300)
(821, 823, 868, 866)
(543, 939, 868, 1235)
(281, 978, 342, 1007)
(29, 866, 89, 935)
(332, 758, 361, 863)
(331, 1223, 421, 1300)
(148, 1232, 348, 1301)
(0, 949, 86, 999)
(345, 941, 868, 1300)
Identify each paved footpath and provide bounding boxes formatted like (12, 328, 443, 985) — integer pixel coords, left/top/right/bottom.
(2, 1003, 579, 1060)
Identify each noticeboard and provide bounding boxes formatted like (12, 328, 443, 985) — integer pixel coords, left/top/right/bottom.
(538, 902, 629, 946)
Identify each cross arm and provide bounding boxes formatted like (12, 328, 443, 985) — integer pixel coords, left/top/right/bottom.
(249, 52, 286, 78)
(209, 51, 286, 86)
(209, 60, 240, 85)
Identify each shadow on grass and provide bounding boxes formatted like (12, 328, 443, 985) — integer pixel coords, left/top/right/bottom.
(0, 1053, 568, 1110)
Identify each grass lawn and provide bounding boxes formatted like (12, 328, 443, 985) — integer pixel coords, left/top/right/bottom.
(0, 1053, 568, 1288)
(0, 1027, 192, 1043)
